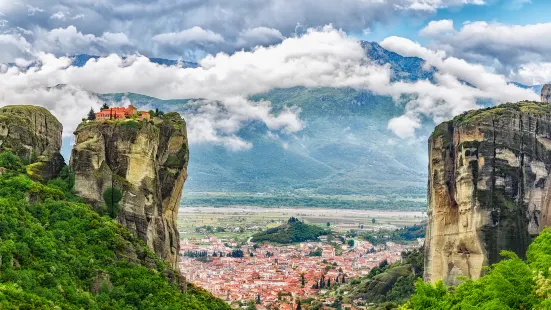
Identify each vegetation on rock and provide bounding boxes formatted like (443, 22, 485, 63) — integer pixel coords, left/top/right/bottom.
(301, 247, 424, 309)
(404, 228, 551, 309)
(252, 217, 331, 244)
(71, 110, 188, 268)
(361, 225, 426, 246)
(103, 187, 123, 219)
(0, 152, 229, 309)
(452, 101, 551, 125)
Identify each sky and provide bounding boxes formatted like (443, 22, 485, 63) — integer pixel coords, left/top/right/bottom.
(0, 0, 549, 148)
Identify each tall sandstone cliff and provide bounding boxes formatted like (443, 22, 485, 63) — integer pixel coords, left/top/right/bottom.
(0, 105, 65, 181)
(70, 113, 189, 268)
(425, 101, 551, 285)
(542, 84, 551, 104)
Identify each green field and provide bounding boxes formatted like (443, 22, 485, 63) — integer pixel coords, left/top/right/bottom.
(178, 205, 426, 241)
(181, 192, 426, 211)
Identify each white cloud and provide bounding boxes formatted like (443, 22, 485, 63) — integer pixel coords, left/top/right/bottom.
(152, 26, 224, 46)
(50, 11, 66, 20)
(33, 26, 132, 55)
(0, 0, 486, 59)
(0, 25, 538, 146)
(388, 114, 420, 138)
(26, 4, 44, 16)
(0, 33, 31, 62)
(184, 97, 302, 150)
(403, 0, 485, 12)
(419, 19, 551, 80)
(510, 62, 551, 85)
(420, 19, 454, 36)
(235, 27, 285, 48)
(380, 35, 538, 134)
(49, 11, 84, 21)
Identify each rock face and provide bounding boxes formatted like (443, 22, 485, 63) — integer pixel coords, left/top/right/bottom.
(70, 113, 189, 268)
(542, 84, 551, 103)
(0, 105, 65, 181)
(425, 101, 551, 285)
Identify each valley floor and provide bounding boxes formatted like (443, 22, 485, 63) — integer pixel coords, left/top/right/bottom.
(177, 206, 426, 308)
(178, 206, 426, 239)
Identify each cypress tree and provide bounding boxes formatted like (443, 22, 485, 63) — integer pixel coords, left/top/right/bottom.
(87, 108, 96, 120)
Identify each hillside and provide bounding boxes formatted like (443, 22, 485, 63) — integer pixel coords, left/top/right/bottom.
(74, 42, 433, 200)
(406, 228, 551, 309)
(322, 247, 424, 308)
(0, 151, 229, 309)
(98, 87, 430, 200)
(71, 43, 541, 204)
(251, 217, 331, 244)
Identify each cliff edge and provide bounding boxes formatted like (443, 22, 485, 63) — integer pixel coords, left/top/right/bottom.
(0, 105, 65, 181)
(425, 101, 551, 285)
(70, 113, 189, 268)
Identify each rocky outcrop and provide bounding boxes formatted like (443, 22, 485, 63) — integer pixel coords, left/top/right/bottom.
(0, 105, 65, 181)
(70, 113, 189, 268)
(425, 101, 551, 285)
(542, 84, 551, 103)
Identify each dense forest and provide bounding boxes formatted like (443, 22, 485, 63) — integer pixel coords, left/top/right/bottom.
(404, 229, 551, 309)
(360, 224, 426, 245)
(300, 248, 424, 309)
(251, 217, 331, 244)
(0, 152, 230, 309)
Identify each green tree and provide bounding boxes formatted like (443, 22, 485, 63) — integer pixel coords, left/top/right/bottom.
(155, 108, 164, 117)
(372, 218, 376, 224)
(103, 187, 123, 218)
(405, 250, 540, 309)
(87, 108, 96, 120)
(101, 103, 109, 110)
(347, 239, 354, 247)
(296, 300, 302, 310)
(0, 153, 231, 309)
(0, 152, 24, 172)
(309, 248, 322, 257)
(327, 222, 331, 227)
(245, 299, 257, 310)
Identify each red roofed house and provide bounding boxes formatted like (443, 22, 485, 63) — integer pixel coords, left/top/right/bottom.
(95, 104, 150, 121)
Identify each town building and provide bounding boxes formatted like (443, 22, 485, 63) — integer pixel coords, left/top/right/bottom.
(179, 236, 419, 309)
(95, 104, 151, 121)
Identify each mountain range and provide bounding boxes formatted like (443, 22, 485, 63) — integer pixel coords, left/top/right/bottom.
(65, 42, 541, 205)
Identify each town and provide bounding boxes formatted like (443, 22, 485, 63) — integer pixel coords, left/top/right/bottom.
(178, 234, 422, 309)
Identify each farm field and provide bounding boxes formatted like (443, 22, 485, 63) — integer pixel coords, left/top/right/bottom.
(177, 205, 426, 241)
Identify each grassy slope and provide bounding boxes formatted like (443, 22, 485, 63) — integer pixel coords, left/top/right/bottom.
(0, 154, 230, 310)
(251, 219, 331, 244)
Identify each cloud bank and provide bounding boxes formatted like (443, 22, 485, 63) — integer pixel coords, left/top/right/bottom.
(0, 0, 485, 59)
(0, 25, 538, 145)
(419, 19, 551, 84)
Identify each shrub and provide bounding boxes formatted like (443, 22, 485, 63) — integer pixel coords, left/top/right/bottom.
(0, 152, 24, 172)
(103, 187, 123, 219)
(0, 154, 230, 309)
